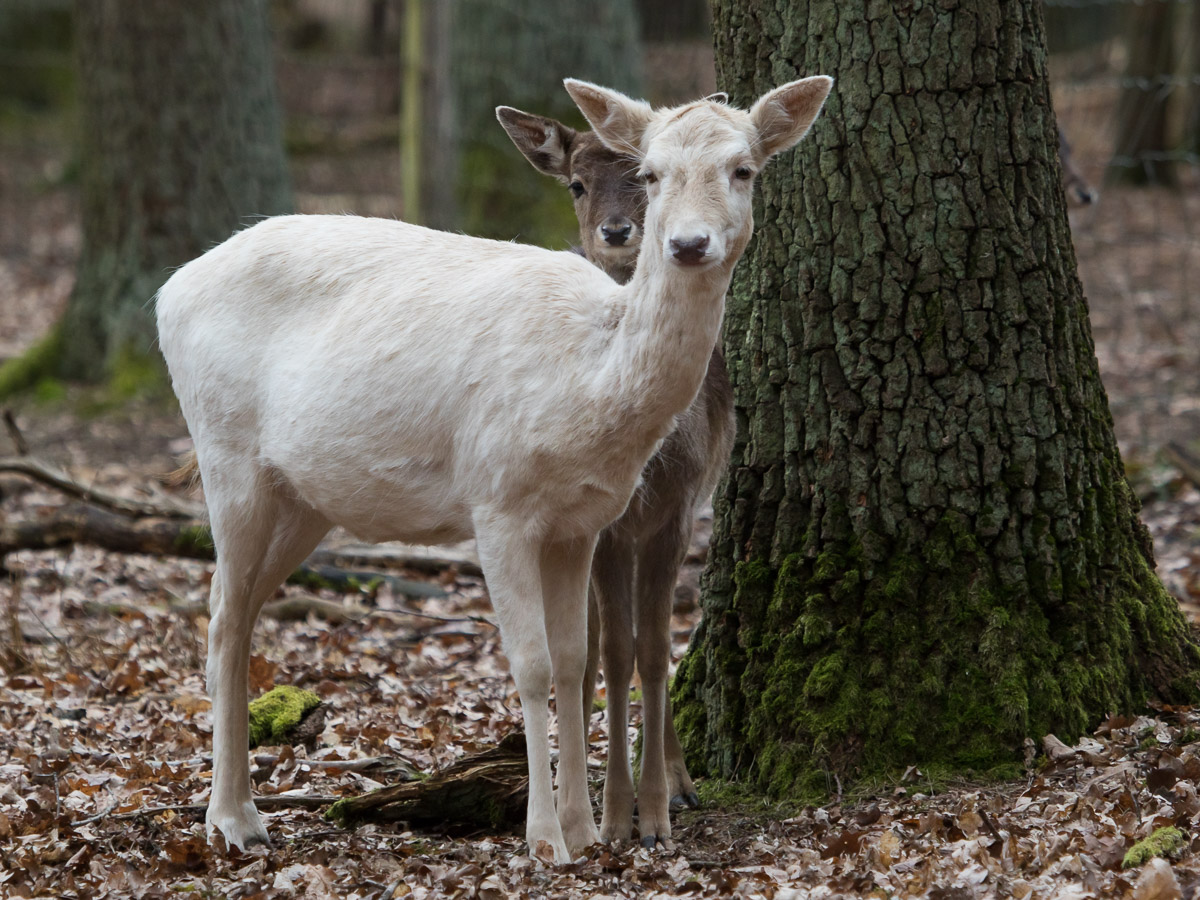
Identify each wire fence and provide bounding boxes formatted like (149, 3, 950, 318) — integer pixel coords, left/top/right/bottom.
(1044, 0, 1200, 456)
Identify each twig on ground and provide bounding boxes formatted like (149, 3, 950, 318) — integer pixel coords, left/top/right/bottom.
(74, 800, 120, 826)
(166, 754, 421, 777)
(3, 410, 29, 456)
(101, 794, 342, 822)
(1165, 442, 1200, 489)
(261, 594, 372, 624)
(368, 606, 496, 628)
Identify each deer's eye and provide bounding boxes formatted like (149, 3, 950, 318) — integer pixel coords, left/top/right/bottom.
(641, 170, 658, 185)
(734, 166, 754, 181)
(569, 181, 585, 199)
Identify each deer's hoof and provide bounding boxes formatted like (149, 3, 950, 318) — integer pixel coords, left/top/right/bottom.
(206, 801, 271, 853)
(639, 833, 676, 851)
(669, 791, 700, 811)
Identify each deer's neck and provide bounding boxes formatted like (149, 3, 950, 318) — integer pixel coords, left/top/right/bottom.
(607, 232, 732, 429)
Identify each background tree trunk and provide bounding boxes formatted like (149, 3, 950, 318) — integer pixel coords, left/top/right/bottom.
(672, 0, 1200, 795)
(450, 0, 641, 246)
(634, 0, 709, 42)
(59, 0, 291, 382)
(1108, 0, 1175, 185)
(1187, 1, 1200, 156)
(416, 0, 457, 231)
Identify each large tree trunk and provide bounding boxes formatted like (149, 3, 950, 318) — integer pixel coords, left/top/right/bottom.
(59, 0, 291, 382)
(672, 0, 1200, 795)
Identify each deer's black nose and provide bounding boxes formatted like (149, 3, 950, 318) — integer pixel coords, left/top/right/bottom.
(669, 235, 709, 264)
(601, 223, 633, 246)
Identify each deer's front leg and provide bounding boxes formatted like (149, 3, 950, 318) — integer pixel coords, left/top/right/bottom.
(475, 524, 569, 864)
(541, 535, 601, 855)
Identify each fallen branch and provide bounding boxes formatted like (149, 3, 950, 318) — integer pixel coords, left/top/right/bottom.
(260, 594, 494, 628)
(0, 455, 200, 519)
(0, 505, 453, 607)
(313, 543, 482, 578)
(0, 502, 215, 560)
(326, 732, 528, 832)
(368, 607, 496, 628)
(0, 502, 468, 593)
(255, 754, 420, 779)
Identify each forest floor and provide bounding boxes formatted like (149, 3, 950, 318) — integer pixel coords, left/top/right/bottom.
(7, 107, 1200, 900)
(5, 396, 1200, 900)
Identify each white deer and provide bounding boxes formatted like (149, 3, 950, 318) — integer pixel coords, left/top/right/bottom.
(155, 76, 831, 864)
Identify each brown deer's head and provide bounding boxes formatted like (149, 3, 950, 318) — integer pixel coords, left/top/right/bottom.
(1058, 127, 1096, 207)
(497, 107, 646, 282)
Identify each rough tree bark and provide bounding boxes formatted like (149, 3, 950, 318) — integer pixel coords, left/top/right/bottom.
(672, 0, 1200, 796)
(57, 0, 291, 382)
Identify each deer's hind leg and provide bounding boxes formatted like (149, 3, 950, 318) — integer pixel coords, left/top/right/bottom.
(203, 466, 330, 851)
(593, 528, 637, 843)
(633, 509, 694, 848)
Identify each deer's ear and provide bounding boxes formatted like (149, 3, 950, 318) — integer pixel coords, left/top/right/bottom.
(496, 106, 577, 182)
(564, 79, 653, 157)
(749, 76, 833, 161)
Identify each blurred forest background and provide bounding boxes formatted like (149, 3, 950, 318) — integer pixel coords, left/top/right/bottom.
(0, 0, 1198, 477)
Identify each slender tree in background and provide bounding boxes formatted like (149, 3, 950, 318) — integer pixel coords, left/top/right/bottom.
(451, 0, 641, 245)
(673, 1, 1200, 794)
(1109, 0, 1175, 185)
(1187, 1, 1200, 156)
(53, 0, 291, 383)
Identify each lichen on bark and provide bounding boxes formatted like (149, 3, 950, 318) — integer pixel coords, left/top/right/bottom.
(673, 0, 1200, 795)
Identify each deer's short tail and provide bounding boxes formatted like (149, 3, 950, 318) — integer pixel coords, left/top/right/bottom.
(166, 450, 201, 489)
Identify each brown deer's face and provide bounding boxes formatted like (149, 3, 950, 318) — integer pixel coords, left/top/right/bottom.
(565, 133, 645, 279)
(496, 107, 644, 281)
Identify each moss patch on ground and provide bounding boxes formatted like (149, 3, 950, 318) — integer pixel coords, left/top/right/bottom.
(248, 685, 321, 748)
(1123, 826, 1185, 868)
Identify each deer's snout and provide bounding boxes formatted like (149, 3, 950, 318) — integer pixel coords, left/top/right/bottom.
(597, 220, 637, 248)
(669, 235, 710, 265)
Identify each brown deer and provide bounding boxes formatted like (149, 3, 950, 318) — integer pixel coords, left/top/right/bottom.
(497, 103, 736, 848)
(1059, 126, 1096, 206)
